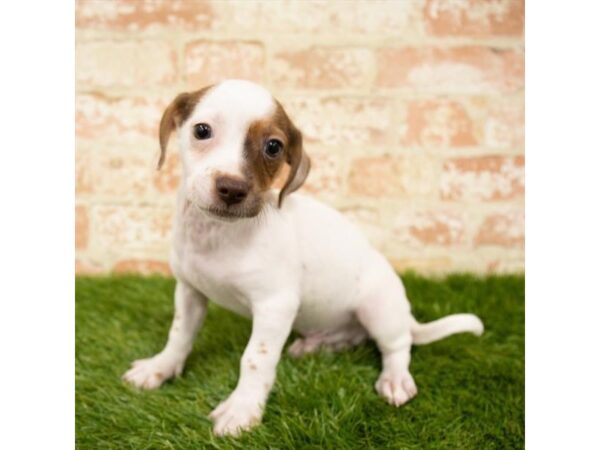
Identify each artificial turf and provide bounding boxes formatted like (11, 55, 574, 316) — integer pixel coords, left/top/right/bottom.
(76, 273, 524, 449)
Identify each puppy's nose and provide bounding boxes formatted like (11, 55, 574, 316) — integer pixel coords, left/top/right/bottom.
(215, 176, 250, 207)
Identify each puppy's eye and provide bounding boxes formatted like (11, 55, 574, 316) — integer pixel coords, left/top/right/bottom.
(264, 139, 283, 159)
(193, 123, 212, 140)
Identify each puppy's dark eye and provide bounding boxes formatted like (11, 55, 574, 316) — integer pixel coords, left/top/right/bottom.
(264, 139, 283, 158)
(193, 123, 212, 140)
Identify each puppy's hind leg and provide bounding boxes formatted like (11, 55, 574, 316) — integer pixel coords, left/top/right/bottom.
(356, 276, 417, 407)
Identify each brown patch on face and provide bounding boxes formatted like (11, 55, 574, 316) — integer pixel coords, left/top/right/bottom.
(243, 101, 310, 206)
(157, 85, 213, 169)
(243, 118, 288, 191)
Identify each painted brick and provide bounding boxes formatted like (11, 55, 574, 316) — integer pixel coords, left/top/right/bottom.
(76, 93, 164, 142)
(389, 257, 453, 273)
(393, 210, 465, 246)
(475, 210, 524, 247)
(76, 205, 89, 250)
(256, 0, 423, 35)
(352, 0, 425, 34)
(424, 0, 524, 37)
(76, 40, 177, 88)
(400, 96, 524, 149)
(80, 0, 425, 36)
(92, 205, 173, 250)
(76, 258, 105, 274)
(113, 259, 172, 275)
(402, 99, 477, 148)
(272, 47, 373, 89)
(348, 155, 437, 198)
(154, 151, 181, 193)
(483, 96, 524, 149)
(77, 148, 156, 198)
(283, 97, 394, 147)
(440, 155, 524, 201)
(76, 150, 93, 195)
(339, 205, 383, 226)
(76, 0, 213, 31)
(376, 46, 523, 93)
(301, 151, 343, 195)
(485, 258, 525, 273)
(74, 1, 525, 275)
(207, 1, 263, 32)
(185, 41, 265, 87)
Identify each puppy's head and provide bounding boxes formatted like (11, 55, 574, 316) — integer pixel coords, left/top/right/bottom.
(158, 80, 310, 220)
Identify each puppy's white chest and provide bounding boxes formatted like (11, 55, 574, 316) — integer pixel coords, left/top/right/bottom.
(182, 253, 254, 317)
(176, 220, 265, 318)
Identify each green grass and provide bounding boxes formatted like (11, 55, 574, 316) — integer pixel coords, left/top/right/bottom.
(76, 273, 524, 449)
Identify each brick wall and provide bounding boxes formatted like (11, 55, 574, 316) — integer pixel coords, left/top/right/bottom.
(75, 0, 524, 275)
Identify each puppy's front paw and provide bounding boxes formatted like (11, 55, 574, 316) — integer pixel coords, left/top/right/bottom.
(375, 369, 418, 407)
(122, 353, 184, 390)
(209, 390, 264, 437)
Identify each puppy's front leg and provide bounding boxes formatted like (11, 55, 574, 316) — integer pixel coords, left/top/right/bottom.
(210, 298, 297, 437)
(123, 279, 208, 389)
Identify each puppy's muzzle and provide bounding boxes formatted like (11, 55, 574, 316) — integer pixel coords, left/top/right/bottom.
(215, 176, 250, 207)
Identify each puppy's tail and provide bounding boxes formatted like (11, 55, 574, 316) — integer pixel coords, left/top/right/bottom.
(410, 314, 484, 345)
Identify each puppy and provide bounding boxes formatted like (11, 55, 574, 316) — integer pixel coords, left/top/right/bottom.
(123, 79, 484, 436)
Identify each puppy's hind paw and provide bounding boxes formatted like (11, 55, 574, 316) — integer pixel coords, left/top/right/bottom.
(122, 354, 184, 390)
(287, 337, 320, 358)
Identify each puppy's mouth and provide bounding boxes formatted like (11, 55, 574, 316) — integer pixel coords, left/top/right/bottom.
(200, 205, 261, 221)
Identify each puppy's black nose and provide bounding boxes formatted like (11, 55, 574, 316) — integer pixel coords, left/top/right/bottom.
(215, 176, 250, 207)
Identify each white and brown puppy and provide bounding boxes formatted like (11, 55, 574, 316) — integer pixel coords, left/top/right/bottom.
(122, 79, 484, 436)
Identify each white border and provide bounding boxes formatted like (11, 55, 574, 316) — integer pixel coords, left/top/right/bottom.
(0, 2, 74, 449)
(527, 1, 600, 448)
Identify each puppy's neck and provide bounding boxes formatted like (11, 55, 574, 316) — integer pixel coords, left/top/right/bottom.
(176, 189, 275, 252)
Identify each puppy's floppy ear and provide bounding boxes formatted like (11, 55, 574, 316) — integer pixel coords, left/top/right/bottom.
(158, 92, 190, 170)
(278, 124, 310, 207)
(157, 86, 212, 169)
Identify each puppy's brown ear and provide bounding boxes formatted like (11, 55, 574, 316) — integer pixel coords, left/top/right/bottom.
(278, 125, 310, 207)
(158, 93, 190, 169)
(157, 86, 212, 169)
